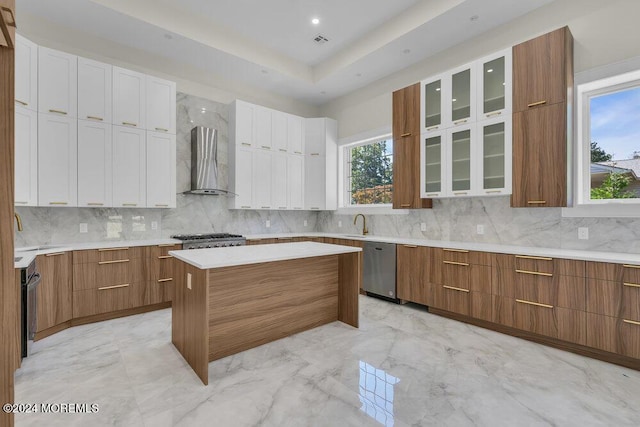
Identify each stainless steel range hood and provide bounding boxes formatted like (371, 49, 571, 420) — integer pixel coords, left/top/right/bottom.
(185, 126, 234, 196)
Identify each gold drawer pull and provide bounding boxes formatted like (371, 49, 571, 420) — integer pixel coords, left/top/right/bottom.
(426, 193, 439, 197)
(98, 247, 129, 252)
(516, 255, 553, 261)
(49, 109, 67, 115)
(87, 116, 103, 121)
(623, 319, 640, 326)
(241, 205, 251, 209)
(403, 245, 418, 248)
(155, 204, 169, 207)
(158, 255, 172, 259)
(453, 192, 467, 196)
(443, 285, 469, 293)
(527, 200, 547, 205)
(158, 244, 176, 247)
(485, 190, 502, 194)
(16, 99, 28, 106)
(45, 252, 65, 257)
(400, 132, 411, 137)
(15, 201, 28, 204)
(49, 202, 68, 205)
(453, 119, 468, 125)
(278, 206, 287, 209)
(516, 299, 553, 309)
(294, 151, 303, 154)
(261, 206, 271, 209)
(400, 204, 411, 207)
(261, 145, 271, 149)
(486, 111, 502, 117)
(527, 100, 547, 108)
(158, 278, 173, 283)
(623, 282, 640, 288)
(155, 127, 169, 132)
(310, 207, 320, 210)
(122, 203, 137, 207)
(241, 143, 252, 147)
(98, 259, 130, 265)
(623, 264, 640, 269)
(98, 283, 130, 291)
(87, 202, 104, 206)
(426, 125, 439, 131)
(443, 248, 469, 253)
(122, 122, 137, 127)
(443, 260, 469, 266)
(516, 269, 552, 277)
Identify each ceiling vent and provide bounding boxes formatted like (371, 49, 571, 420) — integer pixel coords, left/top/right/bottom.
(313, 34, 329, 44)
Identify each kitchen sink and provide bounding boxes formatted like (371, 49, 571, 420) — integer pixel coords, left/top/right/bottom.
(342, 234, 368, 239)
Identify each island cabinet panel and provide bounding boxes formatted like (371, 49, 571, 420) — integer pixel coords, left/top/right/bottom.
(35, 252, 72, 333)
(146, 244, 180, 305)
(207, 256, 339, 361)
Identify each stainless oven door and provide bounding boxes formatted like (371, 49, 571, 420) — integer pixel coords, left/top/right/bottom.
(25, 272, 41, 352)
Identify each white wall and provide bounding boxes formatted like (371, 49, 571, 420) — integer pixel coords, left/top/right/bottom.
(320, 0, 640, 138)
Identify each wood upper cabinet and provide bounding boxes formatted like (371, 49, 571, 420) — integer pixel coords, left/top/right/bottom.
(0, 0, 16, 49)
(512, 27, 573, 112)
(511, 102, 567, 207)
(393, 84, 431, 209)
(36, 252, 72, 333)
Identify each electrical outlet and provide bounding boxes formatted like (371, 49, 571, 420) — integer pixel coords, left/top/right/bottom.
(578, 227, 589, 240)
(151, 221, 158, 230)
(477, 224, 485, 235)
(420, 223, 427, 232)
(79, 223, 88, 233)
(304, 220, 308, 227)
(338, 220, 342, 228)
(187, 273, 192, 290)
(266, 219, 271, 228)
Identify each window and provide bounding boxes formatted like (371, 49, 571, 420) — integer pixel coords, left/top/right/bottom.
(343, 136, 393, 207)
(577, 69, 640, 206)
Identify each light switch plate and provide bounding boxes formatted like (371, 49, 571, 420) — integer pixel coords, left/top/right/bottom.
(420, 223, 427, 232)
(578, 227, 589, 240)
(79, 223, 88, 233)
(338, 220, 342, 228)
(304, 220, 308, 227)
(151, 221, 158, 230)
(477, 224, 485, 235)
(266, 219, 271, 228)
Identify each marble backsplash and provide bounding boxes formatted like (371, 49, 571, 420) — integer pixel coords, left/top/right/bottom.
(317, 196, 640, 254)
(14, 92, 317, 247)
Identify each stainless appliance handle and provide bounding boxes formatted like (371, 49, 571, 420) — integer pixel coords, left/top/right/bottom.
(26, 272, 41, 290)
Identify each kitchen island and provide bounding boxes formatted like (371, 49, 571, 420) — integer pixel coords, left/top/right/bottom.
(169, 242, 362, 384)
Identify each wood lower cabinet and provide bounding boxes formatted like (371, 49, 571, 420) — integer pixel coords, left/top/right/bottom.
(73, 282, 147, 318)
(35, 252, 72, 333)
(147, 244, 180, 304)
(397, 245, 440, 305)
(586, 313, 640, 359)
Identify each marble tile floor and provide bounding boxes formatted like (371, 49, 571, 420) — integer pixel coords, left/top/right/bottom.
(14, 296, 640, 427)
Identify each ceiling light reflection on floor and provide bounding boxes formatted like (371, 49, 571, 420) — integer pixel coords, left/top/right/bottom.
(358, 360, 400, 427)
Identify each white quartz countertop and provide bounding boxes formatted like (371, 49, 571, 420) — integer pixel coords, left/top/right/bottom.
(245, 232, 640, 265)
(14, 238, 181, 269)
(169, 241, 362, 270)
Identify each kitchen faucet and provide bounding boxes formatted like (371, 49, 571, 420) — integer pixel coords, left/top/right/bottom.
(353, 214, 368, 236)
(15, 212, 23, 231)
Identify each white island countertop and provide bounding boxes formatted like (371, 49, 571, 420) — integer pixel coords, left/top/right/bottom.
(169, 241, 362, 270)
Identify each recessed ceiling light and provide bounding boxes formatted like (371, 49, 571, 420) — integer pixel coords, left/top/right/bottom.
(201, 108, 207, 113)
(470, 15, 479, 22)
(311, 17, 320, 25)
(487, 69, 493, 73)
(403, 49, 411, 54)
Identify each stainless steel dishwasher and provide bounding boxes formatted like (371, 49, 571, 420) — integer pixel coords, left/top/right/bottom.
(363, 241, 397, 301)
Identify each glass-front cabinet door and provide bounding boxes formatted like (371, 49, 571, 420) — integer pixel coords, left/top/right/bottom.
(420, 131, 446, 198)
(447, 64, 475, 128)
(477, 49, 512, 121)
(447, 125, 476, 197)
(421, 74, 448, 134)
(478, 117, 511, 196)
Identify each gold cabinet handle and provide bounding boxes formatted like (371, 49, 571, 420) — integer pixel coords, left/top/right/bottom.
(278, 149, 287, 152)
(98, 283, 130, 291)
(453, 192, 467, 196)
(241, 143, 252, 147)
(623, 282, 640, 288)
(158, 255, 172, 259)
(158, 278, 173, 283)
(261, 206, 271, 209)
(155, 127, 169, 132)
(122, 203, 137, 207)
(49, 202, 68, 205)
(310, 152, 320, 156)
(45, 252, 65, 257)
(486, 111, 502, 117)
(87, 202, 104, 206)
(453, 119, 468, 125)
(122, 122, 137, 127)
(310, 207, 320, 210)
(15, 201, 28, 204)
(623, 319, 640, 326)
(240, 205, 251, 209)
(49, 109, 67, 115)
(98, 259, 130, 265)
(515, 255, 553, 261)
(155, 204, 169, 207)
(527, 200, 547, 205)
(278, 206, 287, 209)
(426, 125, 439, 131)
(400, 204, 411, 207)
(516, 299, 553, 309)
(400, 132, 411, 137)
(528, 100, 547, 108)
(443, 260, 469, 266)
(485, 190, 502, 194)
(403, 245, 418, 248)
(158, 244, 176, 247)
(87, 116, 103, 121)
(98, 247, 129, 252)
(623, 264, 640, 269)
(15, 99, 28, 106)
(516, 269, 552, 277)
(426, 193, 439, 197)
(261, 145, 271, 149)
(443, 285, 469, 293)
(294, 151, 303, 154)
(443, 248, 469, 253)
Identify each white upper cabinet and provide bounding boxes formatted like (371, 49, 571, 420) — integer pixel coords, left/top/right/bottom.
(272, 152, 288, 209)
(78, 57, 112, 124)
(304, 154, 325, 211)
(38, 46, 77, 118)
(146, 76, 176, 134)
(112, 126, 146, 208)
(304, 118, 326, 156)
(420, 131, 446, 199)
(446, 124, 476, 196)
(37, 113, 78, 207)
(288, 155, 304, 210)
(252, 149, 273, 209)
(477, 48, 512, 121)
(446, 63, 476, 128)
(421, 74, 448, 134)
(113, 66, 146, 129)
(146, 131, 176, 208)
(287, 114, 304, 155)
(272, 111, 287, 152)
(77, 120, 112, 207)
(14, 106, 38, 206)
(233, 148, 253, 209)
(234, 100, 254, 148)
(255, 106, 272, 150)
(15, 34, 37, 110)
(477, 117, 512, 196)
(304, 118, 337, 210)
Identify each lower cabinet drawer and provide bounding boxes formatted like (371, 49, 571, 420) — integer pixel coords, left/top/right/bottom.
(147, 279, 174, 305)
(586, 313, 640, 359)
(73, 282, 147, 318)
(73, 258, 144, 290)
(431, 285, 492, 321)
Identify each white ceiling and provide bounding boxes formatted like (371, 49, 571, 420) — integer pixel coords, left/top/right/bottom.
(16, 0, 555, 106)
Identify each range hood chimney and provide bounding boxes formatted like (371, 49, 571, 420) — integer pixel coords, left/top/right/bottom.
(186, 126, 234, 196)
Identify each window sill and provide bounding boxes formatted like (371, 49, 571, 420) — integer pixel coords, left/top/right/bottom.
(335, 205, 408, 216)
(562, 203, 640, 218)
